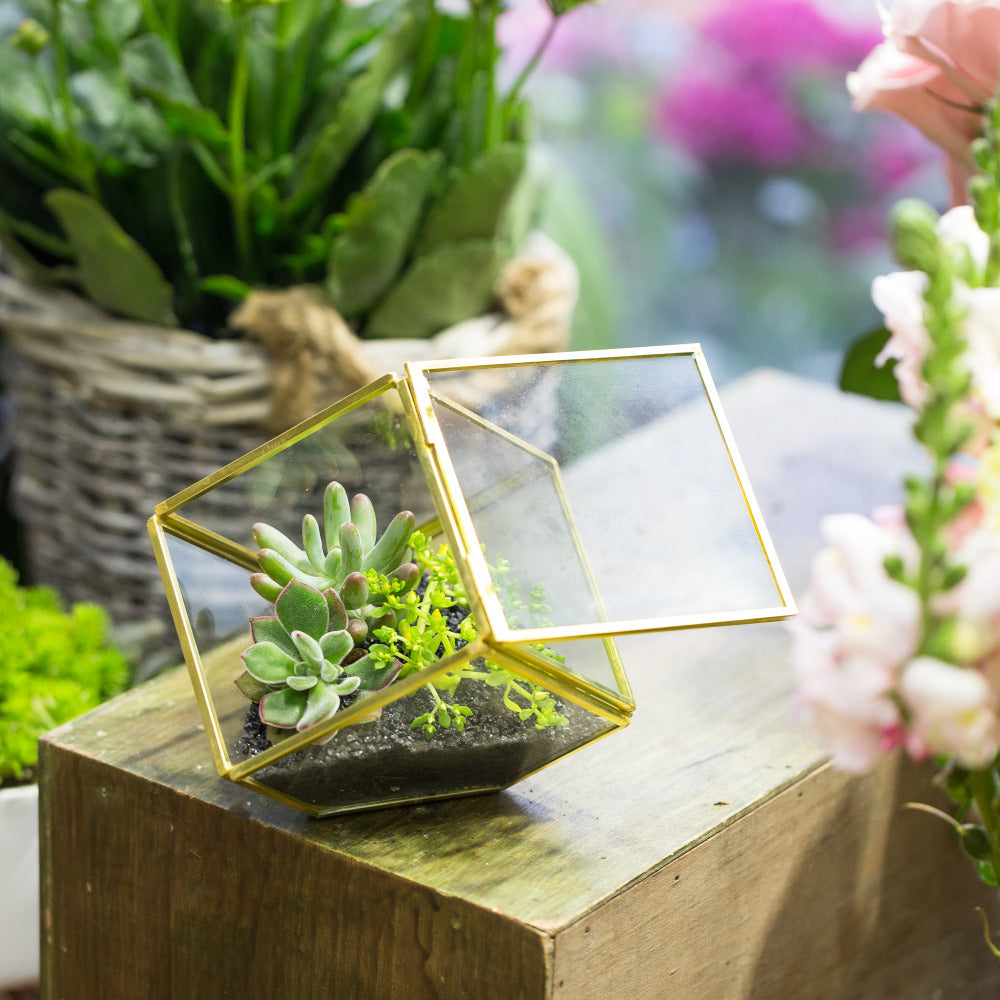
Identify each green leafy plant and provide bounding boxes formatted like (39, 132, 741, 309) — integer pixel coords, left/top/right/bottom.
(249, 479, 419, 644)
(237, 486, 568, 747)
(0, 0, 591, 334)
(369, 531, 569, 739)
(237, 577, 399, 742)
(0, 557, 130, 786)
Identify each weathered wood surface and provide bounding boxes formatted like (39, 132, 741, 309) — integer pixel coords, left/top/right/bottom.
(40, 370, 1000, 998)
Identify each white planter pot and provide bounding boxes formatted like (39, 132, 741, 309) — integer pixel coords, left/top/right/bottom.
(0, 783, 39, 988)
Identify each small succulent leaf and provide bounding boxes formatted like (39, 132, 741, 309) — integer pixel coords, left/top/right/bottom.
(234, 669, 273, 701)
(350, 493, 378, 551)
(249, 616, 298, 658)
(290, 629, 325, 669)
(285, 674, 318, 691)
(259, 687, 308, 729)
(257, 548, 310, 588)
(302, 514, 326, 572)
(241, 642, 297, 684)
(347, 618, 368, 644)
(415, 143, 527, 255)
(297, 682, 342, 731)
(364, 511, 416, 574)
(340, 522, 364, 576)
(252, 522, 312, 573)
(249, 573, 283, 604)
(340, 571, 369, 610)
(364, 240, 504, 340)
(319, 629, 353, 665)
(323, 589, 348, 631)
(43, 189, 176, 325)
(348, 647, 402, 691)
(332, 674, 362, 695)
(324, 482, 351, 551)
(322, 548, 343, 582)
(275, 579, 329, 640)
(319, 661, 340, 684)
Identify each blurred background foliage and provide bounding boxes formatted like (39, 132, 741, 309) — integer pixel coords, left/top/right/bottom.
(503, 0, 949, 383)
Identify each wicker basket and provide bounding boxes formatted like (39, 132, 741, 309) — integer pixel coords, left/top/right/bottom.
(0, 234, 577, 668)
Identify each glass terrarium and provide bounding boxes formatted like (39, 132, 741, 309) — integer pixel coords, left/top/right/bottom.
(148, 346, 794, 816)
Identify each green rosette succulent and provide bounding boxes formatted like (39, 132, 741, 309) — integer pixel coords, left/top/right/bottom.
(249, 480, 419, 644)
(236, 578, 400, 741)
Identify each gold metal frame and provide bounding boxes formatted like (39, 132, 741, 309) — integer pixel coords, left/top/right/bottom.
(404, 343, 796, 643)
(147, 344, 794, 816)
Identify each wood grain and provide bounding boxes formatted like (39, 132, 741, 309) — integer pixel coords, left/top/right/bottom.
(40, 371, 1000, 998)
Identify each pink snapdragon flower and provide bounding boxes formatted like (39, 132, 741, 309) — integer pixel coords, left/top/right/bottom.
(848, 0, 1000, 203)
(900, 655, 1000, 767)
(874, 204, 1000, 424)
(790, 512, 921, 772)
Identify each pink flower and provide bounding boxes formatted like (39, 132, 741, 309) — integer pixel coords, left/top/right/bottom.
(900, 656, 1000, 767)
(790, 512, 921, 772)
(873, 205, 1000, 419)
(848, 1, 1000, 204)
(873, 268, 931, 408)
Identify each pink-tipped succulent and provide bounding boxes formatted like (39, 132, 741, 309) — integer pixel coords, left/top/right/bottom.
(236, 578, 400, 742)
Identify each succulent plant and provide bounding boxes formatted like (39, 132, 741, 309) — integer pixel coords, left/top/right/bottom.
(250, 481, 420, 643)
(236, 578, 400, 741)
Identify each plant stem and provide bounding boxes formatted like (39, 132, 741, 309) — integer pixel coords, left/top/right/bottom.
(49, 0, 100, 200)
(228, 5, 253, 275)
(969, 769, 1000, 908)
(505, 11, 559, 115)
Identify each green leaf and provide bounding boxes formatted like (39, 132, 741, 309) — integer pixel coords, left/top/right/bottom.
(340, 572, 369, 611)
(348, 647, 401, 691)
(318, 629, 353, 666)
(350, 493, 378, 552)
(415, 143, 526, 255)
(340, 523, 364, 576)
(249, 616, 297, 658)
(290, 629, 325, 669)
(121, 35, 196, 101)
(259, 687, 308, 728)
(199, 274, 251, 301)
(324, 589, 348, 632)
(325, 148, 442, 316)
(234, 669, 273, 701)
(961, 825, 994, 862)
(275, 579, 330, 640)
(297, 682, 342, 730)
(43, 188, 176, 324)
(242, 641, 297, 684)
(365, 239, 503, 339)
(324, 482, 352, 551)
(286, 17, 419, 217)
(839, 327, 903, 403)
(364, 511, 415, 575)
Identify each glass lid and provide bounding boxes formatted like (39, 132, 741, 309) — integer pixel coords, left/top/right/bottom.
(404, 345, 795, 643)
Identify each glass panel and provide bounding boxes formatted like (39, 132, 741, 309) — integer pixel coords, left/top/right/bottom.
(508, 635, 628, 704)
(423, 351, 783, 634)
(177, 394, 431, 550)
(161, 531, 269, 761)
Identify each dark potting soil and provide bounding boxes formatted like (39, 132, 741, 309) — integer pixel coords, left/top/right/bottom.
(236, 680, 607, 810)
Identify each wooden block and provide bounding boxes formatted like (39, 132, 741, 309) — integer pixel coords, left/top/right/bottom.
(39, 371, 1000, 998)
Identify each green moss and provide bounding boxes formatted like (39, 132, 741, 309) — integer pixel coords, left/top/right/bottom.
(0, 559, 130, 788)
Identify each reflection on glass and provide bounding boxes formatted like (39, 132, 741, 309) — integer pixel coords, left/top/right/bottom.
(425, 352, 782, 631)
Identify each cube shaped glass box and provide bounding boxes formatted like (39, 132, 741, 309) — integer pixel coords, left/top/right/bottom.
(148, 346, 795, 817)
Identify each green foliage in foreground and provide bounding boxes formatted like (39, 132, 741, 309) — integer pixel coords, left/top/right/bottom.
(0, 558, 130, 787)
